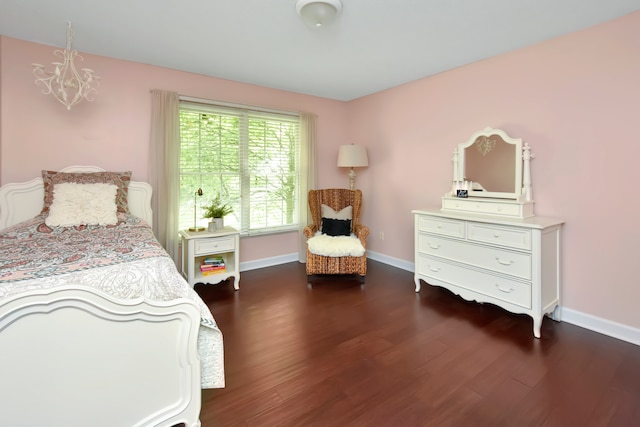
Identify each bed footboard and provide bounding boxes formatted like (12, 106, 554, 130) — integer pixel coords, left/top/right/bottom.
(0, 285, 202, 427)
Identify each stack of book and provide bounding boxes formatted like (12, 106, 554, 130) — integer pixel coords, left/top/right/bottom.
(200, 256, 226, 276)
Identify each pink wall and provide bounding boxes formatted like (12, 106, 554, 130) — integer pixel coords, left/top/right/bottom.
(2, 11, 640, 331)
(0, 36, 349, 263)
(348, 11, 640, 329)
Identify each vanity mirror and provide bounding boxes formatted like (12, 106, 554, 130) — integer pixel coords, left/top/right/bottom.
(442, 127, 534, 218)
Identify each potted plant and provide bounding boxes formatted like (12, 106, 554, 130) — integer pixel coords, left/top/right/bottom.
(202, 194, 233, 232)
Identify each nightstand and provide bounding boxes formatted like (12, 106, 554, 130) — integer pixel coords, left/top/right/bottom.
(179, 227, 240, 290)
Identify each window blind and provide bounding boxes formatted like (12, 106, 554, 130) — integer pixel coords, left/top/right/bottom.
(179, 101, 300, 235)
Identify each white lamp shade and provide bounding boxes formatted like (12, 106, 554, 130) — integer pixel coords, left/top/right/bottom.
(337, 145, 369, 168)
(296, 0, 343, 28)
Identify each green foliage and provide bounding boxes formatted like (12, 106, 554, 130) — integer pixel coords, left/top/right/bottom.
(202, 194, 233, 219)
(179, 107, 299, 232)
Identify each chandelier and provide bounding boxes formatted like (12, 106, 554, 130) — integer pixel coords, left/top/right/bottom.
(32, 22, 100, 110)
(475, 135, 496, 156)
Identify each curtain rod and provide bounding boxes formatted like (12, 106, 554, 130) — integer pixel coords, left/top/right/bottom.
(178, 95, 299, 117)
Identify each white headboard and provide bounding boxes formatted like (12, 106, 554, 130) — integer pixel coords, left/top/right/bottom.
(0, 166, 153, 230)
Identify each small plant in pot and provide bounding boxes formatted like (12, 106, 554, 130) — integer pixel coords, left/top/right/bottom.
(202, 194, 233, 232)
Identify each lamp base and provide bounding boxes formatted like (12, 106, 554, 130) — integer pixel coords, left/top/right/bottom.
(348, 168, 356, 190)
(188, 226, 205, 232)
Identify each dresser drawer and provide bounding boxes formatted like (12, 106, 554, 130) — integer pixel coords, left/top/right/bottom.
(417, 234, 531, 280)
(417, 255, 532, 309)
(441, 197, 525, 217)
(467, 222, 531, 250)
(194, 236, 235, 255)
(416, 215, 465, 238)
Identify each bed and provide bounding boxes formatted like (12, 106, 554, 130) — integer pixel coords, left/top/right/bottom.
(0, 166, 224, 427)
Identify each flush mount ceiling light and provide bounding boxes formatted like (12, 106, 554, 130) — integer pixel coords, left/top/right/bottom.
(296, 0, 343, 28)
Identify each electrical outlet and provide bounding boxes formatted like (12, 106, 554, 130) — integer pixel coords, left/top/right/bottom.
(379, 231, 384, 240)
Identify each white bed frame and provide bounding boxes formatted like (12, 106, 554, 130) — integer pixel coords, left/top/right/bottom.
(0, 167, 203, 427)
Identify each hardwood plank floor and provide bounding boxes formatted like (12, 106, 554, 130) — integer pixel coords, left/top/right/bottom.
(195, 260, 640, 427)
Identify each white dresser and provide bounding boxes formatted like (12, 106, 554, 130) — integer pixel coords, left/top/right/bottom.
(413, 209, 563, 338)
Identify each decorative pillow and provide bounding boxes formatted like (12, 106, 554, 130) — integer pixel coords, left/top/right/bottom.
(45, 183, 118, 227)
(320, 204, 352, 234)
(321, 218, 351, 237)
(41, 170, 132, 215)
(321, 204, 352, 220)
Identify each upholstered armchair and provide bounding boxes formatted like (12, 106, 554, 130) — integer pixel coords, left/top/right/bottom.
(303, 189, 370, 283)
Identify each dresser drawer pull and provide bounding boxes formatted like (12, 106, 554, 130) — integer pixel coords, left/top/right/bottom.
(493, 232, 501, 238)
(495, 284, 514, 293)
(428, 242, 440, 249)
(437, 224, 443, 229)
(495, 257, 514, 266)
(427, 264, 440, 272)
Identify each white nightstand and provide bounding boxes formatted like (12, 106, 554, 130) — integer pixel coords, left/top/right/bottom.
(179, 227, 240, 290)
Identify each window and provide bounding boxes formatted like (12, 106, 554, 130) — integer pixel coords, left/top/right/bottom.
(179, 101, 300, 235)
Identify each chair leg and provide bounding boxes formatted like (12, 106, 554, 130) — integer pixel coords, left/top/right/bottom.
(307, 275, 313, 284)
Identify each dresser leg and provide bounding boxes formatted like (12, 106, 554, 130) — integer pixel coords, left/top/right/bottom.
(414, 276, 421, 292)
(533, 316, 542, 339)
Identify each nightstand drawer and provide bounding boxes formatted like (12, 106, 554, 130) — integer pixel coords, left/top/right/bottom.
(194, 236, 235, 255)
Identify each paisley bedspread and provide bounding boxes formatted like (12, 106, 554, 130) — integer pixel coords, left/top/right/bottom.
(0, 215, 224, 389)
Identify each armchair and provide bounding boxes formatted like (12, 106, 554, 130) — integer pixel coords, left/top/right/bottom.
(303, 189, 370, 283)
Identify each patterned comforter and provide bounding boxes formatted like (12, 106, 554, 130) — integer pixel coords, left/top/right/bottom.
(0, 214, 224, 388)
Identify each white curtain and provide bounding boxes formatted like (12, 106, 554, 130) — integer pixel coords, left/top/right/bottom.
(148, 89, 180, 266)
(298, 112, 317, 262)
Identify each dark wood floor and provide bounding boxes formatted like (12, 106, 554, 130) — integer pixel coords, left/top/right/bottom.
(194, 260, 640, 427)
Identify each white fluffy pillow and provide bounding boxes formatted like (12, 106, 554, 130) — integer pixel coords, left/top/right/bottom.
(45, 183, 118, 227)
(321, 204, 352, 220)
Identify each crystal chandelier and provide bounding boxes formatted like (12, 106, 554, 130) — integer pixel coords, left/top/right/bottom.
(32, 22, 100, 110)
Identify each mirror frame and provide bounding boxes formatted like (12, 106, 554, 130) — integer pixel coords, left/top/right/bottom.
(455, 127, 523, 200)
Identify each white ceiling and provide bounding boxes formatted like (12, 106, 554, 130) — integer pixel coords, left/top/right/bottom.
(1, 0, 639, 101)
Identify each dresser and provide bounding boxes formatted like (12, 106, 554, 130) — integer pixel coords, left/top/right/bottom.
(179, 227, 240, 289)
(413, 209, 563, 338)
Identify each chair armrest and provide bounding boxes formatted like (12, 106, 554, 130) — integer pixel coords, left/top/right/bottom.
(303, 224, 318, 238)
(354, 224, 370, 247)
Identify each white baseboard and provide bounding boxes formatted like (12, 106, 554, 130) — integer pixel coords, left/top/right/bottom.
(366, 250, 415, 272)
(559, 307, 640, 347)
(240, 253, 299, 272)
(241, 251, 640, 347)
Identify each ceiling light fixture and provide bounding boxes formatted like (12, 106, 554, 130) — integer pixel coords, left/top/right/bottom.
(296, 0, 343, 28)
(32, 22, 100, 110)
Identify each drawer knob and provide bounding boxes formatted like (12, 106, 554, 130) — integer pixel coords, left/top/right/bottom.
(427, 264, 440, 273)
(495, 257, 514, 266)
(428, 242, 440, 250)
(493, 233, 501, 238)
